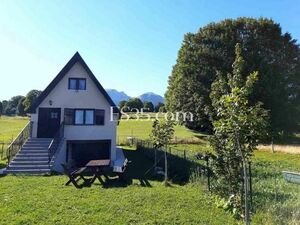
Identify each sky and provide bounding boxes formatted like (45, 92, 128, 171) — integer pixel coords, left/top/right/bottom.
(0, 0, 299, 101)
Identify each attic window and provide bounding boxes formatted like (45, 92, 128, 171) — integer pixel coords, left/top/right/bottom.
(68, 78, 86, 90)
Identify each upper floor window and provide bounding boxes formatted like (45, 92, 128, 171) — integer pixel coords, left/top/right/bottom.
(68, 78, 86, 90)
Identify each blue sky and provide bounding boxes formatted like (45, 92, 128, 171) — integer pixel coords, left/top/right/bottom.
(0, 0, 299, 101)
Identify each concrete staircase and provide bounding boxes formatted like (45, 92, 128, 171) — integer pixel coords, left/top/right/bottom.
(6, 138, 52, 175)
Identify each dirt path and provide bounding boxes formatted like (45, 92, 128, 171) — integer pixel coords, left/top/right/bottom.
(258, 144, 300, 154)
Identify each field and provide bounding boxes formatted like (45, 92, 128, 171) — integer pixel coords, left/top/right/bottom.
(0, 116, 300, 224)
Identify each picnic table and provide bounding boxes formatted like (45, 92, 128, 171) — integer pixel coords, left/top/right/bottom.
(85, 159, 111, 185)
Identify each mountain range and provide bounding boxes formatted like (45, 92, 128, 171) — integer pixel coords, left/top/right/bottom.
(106, 89, 164, 106)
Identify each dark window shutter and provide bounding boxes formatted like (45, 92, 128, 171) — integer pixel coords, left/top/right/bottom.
(64, 108, 74, 125)
(95, 109, 105, 125)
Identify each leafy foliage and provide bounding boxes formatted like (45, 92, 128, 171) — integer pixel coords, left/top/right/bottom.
(209, 44, 269, 217)
(143, 101, 154, 112)
(0, 101, 2, 116)
(23, 89, 42, 112)
(3, 95, 24, 115)
(150, 119, 175, 149)
(165, 17, 300, 134)
(154, 102, 165, 112)
(17, 97, 26, 116)
(125, 98, 143, 111)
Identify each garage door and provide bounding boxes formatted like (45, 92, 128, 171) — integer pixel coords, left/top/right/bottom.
(70, 140, 111, 166)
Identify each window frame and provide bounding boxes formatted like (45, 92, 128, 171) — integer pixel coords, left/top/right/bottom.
(68, 78, 86, 90)
(73, 109, 95, 126)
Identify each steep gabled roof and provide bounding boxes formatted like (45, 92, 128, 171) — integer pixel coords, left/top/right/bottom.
(30, 52, 119, 113)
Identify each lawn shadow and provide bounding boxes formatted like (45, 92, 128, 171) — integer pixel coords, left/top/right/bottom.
(124, 146, 206, 186)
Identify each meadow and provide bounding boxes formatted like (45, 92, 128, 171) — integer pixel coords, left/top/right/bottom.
(0, 116, 300, 224)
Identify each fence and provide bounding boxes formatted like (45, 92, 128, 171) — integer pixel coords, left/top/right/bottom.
(117, 135, 206, 146)
(135, 139, 211, 187)
(0, 142, 9, 160)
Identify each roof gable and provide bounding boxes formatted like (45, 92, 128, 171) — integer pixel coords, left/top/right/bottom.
(30, 52, 119, 113)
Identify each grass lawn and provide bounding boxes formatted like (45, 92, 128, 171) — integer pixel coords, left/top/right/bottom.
(0, 116, 29, 143)
(117, 119, 204, 142)
(0, 147, 236, 225)
(1, 116, 300, 224)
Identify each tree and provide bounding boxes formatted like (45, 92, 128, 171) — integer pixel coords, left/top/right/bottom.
(17, 97, 25, 116)
(154, 102, 165, 112)
(1, 100, 8, 115)
(118, 100, 127, 109)
(143, 101, 154, 112)
(5, 95, 24, 115)
(125, 98, 143, 111)
(0, 101, 2, 116)
(150, 118, 175, 185)
(23, 90, 42, 112)
(165, 17, 300, 135)
(209, 44, 269, 220)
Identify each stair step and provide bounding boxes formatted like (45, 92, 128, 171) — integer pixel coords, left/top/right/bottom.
(10, 161, 49, 165)
(8, 164, 49, 168)
(14, 157, 49, 161)
(20, 150, 49, 154)
(5, 169, 51, 175)
(22, 146, 49, 149)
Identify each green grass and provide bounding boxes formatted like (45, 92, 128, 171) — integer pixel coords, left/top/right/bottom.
(1, 116, 300, 224)
(0, 116, 29, 143)
(0, 147, 237, 225)
(117, 119, 204, 142)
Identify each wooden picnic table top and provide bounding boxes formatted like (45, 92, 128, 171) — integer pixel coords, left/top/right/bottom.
(85, 159, 110, 167)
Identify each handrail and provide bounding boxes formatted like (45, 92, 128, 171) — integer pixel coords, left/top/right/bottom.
(48, 122, 64, 163)
(7, 121, 33, 165)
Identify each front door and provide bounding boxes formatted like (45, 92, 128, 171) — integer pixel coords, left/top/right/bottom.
(37, 108, 61, 138)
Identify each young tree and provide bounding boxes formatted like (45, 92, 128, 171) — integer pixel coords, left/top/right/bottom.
(150, 118, 175, 184)
(143, 101, 154, 112)
(209, 44, 268, 221)
(165, 18, 300, 134)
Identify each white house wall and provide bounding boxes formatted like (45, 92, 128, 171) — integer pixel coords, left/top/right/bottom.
(30, 62, 117, 161)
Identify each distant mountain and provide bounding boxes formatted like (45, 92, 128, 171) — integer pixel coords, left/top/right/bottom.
(106, 89, 130, 105)
(106, 89, 165, 106)
(138, 92, 165, 106)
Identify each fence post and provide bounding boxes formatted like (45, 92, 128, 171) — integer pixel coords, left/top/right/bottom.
(164, 148, 168, 185)
(249, 161, 253, 211)
(206, 156, 210, 191)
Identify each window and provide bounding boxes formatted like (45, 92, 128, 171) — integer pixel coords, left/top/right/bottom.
(68, 78, 86, 90)
(75, 110, 84, 125)
(85, 110, 94, 125)
(95, 109, 105, 125)
(64, 108, 103, 125)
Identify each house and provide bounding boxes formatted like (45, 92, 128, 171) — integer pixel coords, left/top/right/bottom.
(6, 52, 123, 174)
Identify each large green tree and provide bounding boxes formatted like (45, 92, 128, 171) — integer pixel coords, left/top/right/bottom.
(4, 95, 24, 115)
(23, 90, 42, 112)
(165, 18, 300, 134)
(125, 98, 143, 111)
(143, 101, 154, 112)
(0, 101, 2, 116)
